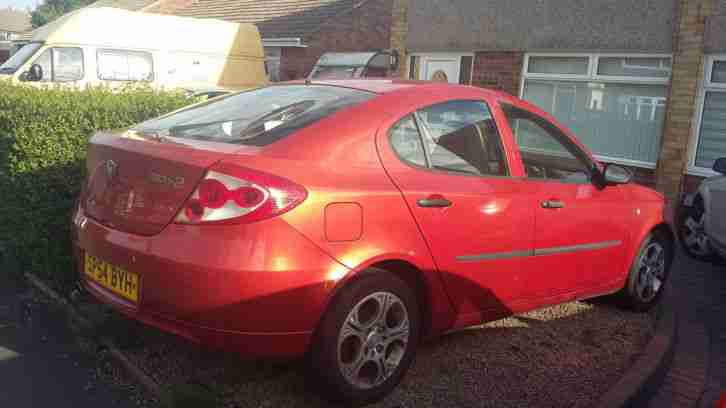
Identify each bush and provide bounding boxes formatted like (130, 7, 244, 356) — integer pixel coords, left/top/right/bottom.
(0, 82, 192, 292)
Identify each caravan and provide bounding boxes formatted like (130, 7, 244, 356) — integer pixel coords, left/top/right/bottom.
(0, 7, 267, 92)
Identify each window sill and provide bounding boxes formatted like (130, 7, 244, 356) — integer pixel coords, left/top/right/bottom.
(687, 167, 720, 178)
(593, 155, 656, 170)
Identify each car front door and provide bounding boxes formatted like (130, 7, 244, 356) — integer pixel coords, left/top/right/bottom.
(377, 99, 535, 321)
(705, 173, 726, 249)
(499, 103, 631, 300)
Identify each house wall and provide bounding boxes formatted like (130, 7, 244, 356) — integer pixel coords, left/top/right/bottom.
(393, 0, 724, 203)
(704, 0, 726, 52)
(406, 0, 677, 53)
(470, 51, 523, 96)
(278, 0, 394, 80)
(655, 0, 713, 203)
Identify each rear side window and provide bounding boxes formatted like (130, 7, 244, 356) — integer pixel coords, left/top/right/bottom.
(97, 49, 154, 81)
(390, 115, 426, 167)
(134, 85, 375, 146)
(390, 100, 509, 176)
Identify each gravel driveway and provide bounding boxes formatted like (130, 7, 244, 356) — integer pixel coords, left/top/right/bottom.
(82, 298, 654, 408)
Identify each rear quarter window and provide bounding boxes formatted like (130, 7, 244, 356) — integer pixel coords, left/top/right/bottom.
(134, 85, 376, 146)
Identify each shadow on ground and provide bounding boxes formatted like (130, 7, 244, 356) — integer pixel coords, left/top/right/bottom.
(0, 275, 137, 408)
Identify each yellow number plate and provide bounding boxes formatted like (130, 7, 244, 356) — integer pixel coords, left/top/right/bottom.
(84, 253, 139, 303)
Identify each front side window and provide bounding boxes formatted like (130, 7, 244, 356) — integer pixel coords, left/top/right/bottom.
(32, 49, 52, 82)
(134, 85, 375, 146)
(522, 54, 670, 167)
(502, 104, 592, 182)
(693, 57, 726, 172)
(389, 100, 509, 177)
(97, 49, 153, 81)
(17, 46, 83, 82)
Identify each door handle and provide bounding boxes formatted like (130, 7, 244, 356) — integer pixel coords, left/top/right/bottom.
(417, 195, 452, 208)
(541, 199, 565, 209)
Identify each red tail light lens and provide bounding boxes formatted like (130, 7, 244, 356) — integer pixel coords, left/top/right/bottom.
(175, 163, 307, 225)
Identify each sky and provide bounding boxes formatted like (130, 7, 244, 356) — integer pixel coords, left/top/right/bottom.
(0, 0, 40, 11)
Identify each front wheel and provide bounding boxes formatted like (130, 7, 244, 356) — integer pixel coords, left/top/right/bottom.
(308, 273, 419, 406)
(619, 231, 673, 312)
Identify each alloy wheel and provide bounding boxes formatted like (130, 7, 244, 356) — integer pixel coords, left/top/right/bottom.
(337, 291, 410, 389)
(635, 241, 667, 302)
(681, 208, 712, 257)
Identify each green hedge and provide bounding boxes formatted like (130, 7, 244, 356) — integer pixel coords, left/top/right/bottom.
(0, 82, 192, 292)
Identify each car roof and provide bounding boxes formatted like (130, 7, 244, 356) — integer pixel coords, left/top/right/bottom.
(286, 79, 512, 98)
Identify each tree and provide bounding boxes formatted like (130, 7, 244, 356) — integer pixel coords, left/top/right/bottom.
(31, 0, 97, 28)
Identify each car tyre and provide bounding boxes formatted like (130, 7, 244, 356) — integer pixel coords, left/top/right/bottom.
(308, 272, 419, 406)
(677, 197, 726, 265)
(619, 230, 673, 312)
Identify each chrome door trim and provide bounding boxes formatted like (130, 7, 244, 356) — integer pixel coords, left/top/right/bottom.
(457, 249, 534, 262)
(456, 240, 622, 263)
(534, 240, 622, 256)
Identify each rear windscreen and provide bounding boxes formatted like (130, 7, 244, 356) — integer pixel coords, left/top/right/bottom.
(134, 85, 376, 146)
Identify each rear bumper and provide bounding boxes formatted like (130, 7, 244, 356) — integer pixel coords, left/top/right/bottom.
(73, 207, 346, 358)
(82, 278, 312, 357)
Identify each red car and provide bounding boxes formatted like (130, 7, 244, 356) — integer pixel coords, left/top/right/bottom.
(73, 80, 673, 404)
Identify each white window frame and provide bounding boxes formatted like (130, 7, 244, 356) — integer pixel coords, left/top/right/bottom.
(408, 52, 474, 84)
(520, 53, 672, 169)
(688, 55, 726, 177)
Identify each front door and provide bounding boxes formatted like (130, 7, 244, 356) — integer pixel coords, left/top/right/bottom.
(378, 99, 535, 320)
(499, 104, 630, 299)
(421, 56, 460, 83)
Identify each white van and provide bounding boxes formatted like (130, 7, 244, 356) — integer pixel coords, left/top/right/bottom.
(0, 7, 267, 92)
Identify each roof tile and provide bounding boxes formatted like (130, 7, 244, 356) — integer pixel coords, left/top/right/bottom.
(174, 0, 363, 38)
(0, 8, 31, 33)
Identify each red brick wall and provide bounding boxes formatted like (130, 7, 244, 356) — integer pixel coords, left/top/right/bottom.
(470, 51, 524, 96)
(279, 0, 393, 80)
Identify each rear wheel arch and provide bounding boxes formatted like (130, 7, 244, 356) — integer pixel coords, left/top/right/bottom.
(367, 260, 433, 338)
(316, 259, 433, 342)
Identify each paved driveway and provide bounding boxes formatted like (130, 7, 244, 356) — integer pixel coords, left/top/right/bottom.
(647, 251, 726, 407)
(0, 279, 134, 408)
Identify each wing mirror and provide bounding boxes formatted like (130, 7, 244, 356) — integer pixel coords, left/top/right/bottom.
(713, 158, 726, 175)
(21, 63, 43, 82)
(602, 164, 633, 186)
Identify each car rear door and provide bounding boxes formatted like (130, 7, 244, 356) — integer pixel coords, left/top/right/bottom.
(377, 99, 535, 320)
(498, 103, 630, 299)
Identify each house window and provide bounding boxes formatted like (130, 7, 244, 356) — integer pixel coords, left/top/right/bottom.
(97, 49, 153, 81)
(691, 56, 726, 175)
(264, 47, 281, 82)
(521, 54, 671, 168)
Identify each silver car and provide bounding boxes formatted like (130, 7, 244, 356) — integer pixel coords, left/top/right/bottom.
(678, 157, 726, 264)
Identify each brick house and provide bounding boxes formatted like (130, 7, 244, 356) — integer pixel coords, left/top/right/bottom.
(390, 0, 726, 204)
(0, 8, 30, 63)
(152, 0, 393, 81)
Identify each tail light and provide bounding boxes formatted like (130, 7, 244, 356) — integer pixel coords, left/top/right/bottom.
(175, 163, 307, 225)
